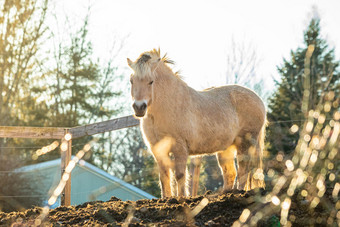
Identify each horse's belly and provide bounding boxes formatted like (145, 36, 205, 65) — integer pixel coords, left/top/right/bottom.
(187, 136, 233, 155)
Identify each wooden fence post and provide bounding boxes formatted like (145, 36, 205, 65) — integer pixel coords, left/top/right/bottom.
(61, 130, 72, 206)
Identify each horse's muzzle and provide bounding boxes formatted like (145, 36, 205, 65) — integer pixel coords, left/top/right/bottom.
(133, 101, 147, 117)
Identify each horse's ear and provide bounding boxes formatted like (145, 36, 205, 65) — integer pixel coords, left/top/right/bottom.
(127, 58, 134, 68)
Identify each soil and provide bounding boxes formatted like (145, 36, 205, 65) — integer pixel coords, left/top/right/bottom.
(0, 189, 337, 226)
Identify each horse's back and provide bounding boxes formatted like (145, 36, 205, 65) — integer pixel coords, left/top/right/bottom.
(201, 84, 264, 109)
(202, 85, 266, 132)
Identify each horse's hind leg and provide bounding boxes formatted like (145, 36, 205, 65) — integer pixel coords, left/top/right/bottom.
(235, 134, 258, 191)
(217, 145, 237, 191)
(189, 156, 202, 196)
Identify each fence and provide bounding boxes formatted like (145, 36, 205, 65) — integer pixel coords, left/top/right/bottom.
(1, 113, 320, 207)
(0, 115, 139, 206)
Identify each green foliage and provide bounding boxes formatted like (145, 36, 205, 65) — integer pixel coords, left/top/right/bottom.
(0, 0, 49, 211)
(26, 13, 124, 164)
(0, 0, 160, 209)
(0, 0, 49, 127)
(44, 16, 121, 128)
(267, 18, 340, 155)
(265, 215, 281, 227)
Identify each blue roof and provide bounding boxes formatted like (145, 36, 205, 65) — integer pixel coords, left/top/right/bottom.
(17, 158, 156, 202)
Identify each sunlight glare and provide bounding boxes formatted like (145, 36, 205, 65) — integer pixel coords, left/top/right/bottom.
(318, 114, 326, 124)
(191, 198, 209, 217)
(64, 133, 72, 141)
(310, 197, 320, 208)
(285, 160, 294, 171)
(306, 121, 313, 132)
(239, 209, 251, 223)
(290, 124, 299, 134)
(280, 198, 291, 225)
(271, 196, 280, 206)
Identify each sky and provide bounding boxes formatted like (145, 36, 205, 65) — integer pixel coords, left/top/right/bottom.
(52, 0, 340, 93)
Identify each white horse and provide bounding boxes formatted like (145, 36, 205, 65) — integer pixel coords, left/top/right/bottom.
(128, 49, 266, 197)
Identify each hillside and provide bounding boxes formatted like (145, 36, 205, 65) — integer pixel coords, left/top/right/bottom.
(0, 189, 335, 226)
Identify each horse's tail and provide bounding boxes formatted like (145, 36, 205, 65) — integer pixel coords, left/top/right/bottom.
(258, 117, 267, 170)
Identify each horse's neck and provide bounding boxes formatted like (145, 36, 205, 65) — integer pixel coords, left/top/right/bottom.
(150, 73, 193, 116)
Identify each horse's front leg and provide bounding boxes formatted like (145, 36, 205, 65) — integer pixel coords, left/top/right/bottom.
(189, 156, 202, 196)
(153, 152, 173, 198)
(173, 144, 189, 197)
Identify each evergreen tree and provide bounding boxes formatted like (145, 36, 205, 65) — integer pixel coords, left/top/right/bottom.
(38, 9, 159, 197)
(267, 18, 340, 155)
(29, 14, 124, 164)
(46, 16, 121, 128)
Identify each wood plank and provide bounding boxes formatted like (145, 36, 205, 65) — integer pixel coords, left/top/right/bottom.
(61, 132, 72, 206)
(69, 115, 139, 138)
(0, 126, 66, 139)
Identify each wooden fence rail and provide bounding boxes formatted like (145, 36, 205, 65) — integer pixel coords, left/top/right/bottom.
(70, 115, 139, 138)
(0, 126, 66, 139)
(0, 115, 139, 206)
(0, 115, 200, 206)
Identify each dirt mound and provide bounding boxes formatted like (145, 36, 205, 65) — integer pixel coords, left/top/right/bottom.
(0, 189, 336, 226)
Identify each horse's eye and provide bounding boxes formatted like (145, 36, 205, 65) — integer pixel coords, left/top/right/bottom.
(148, 81, 154, 85)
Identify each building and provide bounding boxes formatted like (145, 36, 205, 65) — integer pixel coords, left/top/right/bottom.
(17, 158, 155, 207)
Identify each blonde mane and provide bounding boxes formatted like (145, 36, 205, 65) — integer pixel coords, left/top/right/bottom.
(128, 49, 175, 79)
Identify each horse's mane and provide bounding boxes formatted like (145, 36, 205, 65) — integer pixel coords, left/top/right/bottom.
(129, 49, 179, 79)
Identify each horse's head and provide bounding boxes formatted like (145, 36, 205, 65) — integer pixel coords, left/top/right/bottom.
(127, 50, 161, 117)
(128, 73, 154, 117)
(127, 49, 175, 117)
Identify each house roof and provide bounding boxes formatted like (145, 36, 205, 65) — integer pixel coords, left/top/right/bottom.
(17, 158, 156, 201)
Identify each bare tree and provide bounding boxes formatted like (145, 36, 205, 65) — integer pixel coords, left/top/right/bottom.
(0, 0, 48, 127)
(0, 0, 49, 211)
(225, 37, 269, 101)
